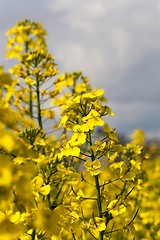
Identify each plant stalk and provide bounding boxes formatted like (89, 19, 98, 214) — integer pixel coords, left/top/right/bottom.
(88, 130, 103, 240)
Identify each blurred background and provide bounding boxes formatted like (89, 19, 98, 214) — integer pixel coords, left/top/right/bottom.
(0, 0, 160, 141)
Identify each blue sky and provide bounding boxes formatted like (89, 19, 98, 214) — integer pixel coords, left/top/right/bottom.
(0, 0, 160, 140)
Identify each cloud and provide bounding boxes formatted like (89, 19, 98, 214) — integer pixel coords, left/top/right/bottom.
(46, 0, 160, 84)
(0, 30, 8, 67)
(106, 100, 160, 139)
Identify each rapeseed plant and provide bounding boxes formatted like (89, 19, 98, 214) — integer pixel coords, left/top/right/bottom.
(0, 19, 159, 240)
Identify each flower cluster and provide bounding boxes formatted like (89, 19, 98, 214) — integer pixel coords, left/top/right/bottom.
(0, 19, 159, 240)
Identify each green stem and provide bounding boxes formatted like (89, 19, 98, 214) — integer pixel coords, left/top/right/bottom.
(87, 130, 103, 240)
(34, 61, 45, 156)
(25, 42, 33, 119)
(108, 222, 115, 240)
(71, 229, 77, 240)
(53, 179, 65, 205)
(87, 130, 95, 162)
(100, 178, 120, 188)
(31, 229, 36, 240)
(95, 175, 102, 217)
(29, 84, 33, 118)
(36, 71, 43, 129)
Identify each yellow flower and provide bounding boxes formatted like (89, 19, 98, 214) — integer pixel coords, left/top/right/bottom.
(60, 143, 80, 157)
(69, 132, 87, 146)
(82, 109, 104, 130)
(89, 217, 106, 232)
(15, 175, 34, 199)
(0, 155, 12, 187)
(22, 94, 30, 102)
(83, 89, 104, 99)
(34, 203, 60, 236)
(46, 110, 55, 119)
(8, 64, 23, 77)
(51, 93, 71, 106)
(58, 115, 68, 128)
(32, 92, 37, 101)
(85, 217, 106, 238)
(107, 200, 127, 217)
(30, 67, 40, 75)
(21, 106, 29, 114)
(40, 89, 47, 96)
(75, 82, 88, 94)
(6, 37, 15, 49)
(17, 34, 29, 44)
(84, 159, 101, 176)
(6, 45, 23, 58)
(91, 141, 106, 152)
(0, 67, 12, 86)
(25, 76, 36, 86)
(6, 49, 19, 58)
(0, 217, 25, 240)
(103, 123, 110, 133)
(130, 129, 144, 145)
(0, 130, 18, 151)
(40, 107, 46, 117)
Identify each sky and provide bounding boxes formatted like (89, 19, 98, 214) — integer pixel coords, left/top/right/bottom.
(0, 0, 160, 140)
